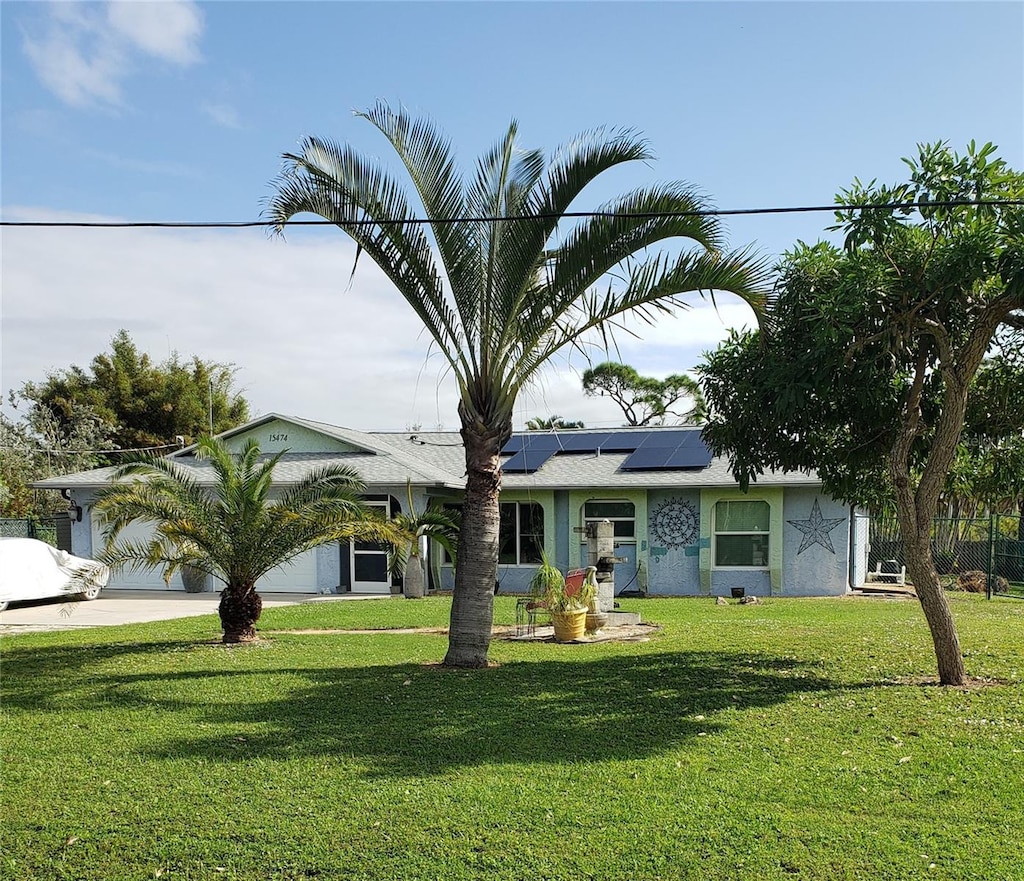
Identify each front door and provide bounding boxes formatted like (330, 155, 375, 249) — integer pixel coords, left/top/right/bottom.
(350, 501, 391, 593)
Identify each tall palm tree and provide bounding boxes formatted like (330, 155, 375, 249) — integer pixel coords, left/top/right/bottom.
(94, 436, 396, 643)
(265, 102, 768, 666)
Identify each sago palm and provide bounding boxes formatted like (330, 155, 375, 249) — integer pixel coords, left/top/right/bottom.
(94, 436, 397, 643)
(265, 102, 769, 666)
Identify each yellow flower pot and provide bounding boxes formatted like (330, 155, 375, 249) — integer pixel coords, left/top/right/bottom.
(551, 609, 587, 642)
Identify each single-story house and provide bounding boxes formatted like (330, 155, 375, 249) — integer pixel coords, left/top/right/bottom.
(36, 413, 870, 597)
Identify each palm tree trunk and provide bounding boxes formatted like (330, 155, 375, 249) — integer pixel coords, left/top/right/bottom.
(403, 552, 426, 599)
(219, 582, 263, 644)
(443, 419, 505, 668)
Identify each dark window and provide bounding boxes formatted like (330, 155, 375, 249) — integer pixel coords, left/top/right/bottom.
(714, 500, 770, 567)
(443, 501, 543, 565)
(584, 500, 635, 539)
(499, 502, 544, 565)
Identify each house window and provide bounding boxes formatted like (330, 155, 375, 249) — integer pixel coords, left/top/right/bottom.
(583, 500, 635, 539)
(442, 501, 544, 566)
(714, 500, 769, 567)
(499, 502, 544, 565)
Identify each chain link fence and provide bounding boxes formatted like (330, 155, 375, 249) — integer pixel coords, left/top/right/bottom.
(0, 514, 72, 551)
(870, 514, 1024, 598)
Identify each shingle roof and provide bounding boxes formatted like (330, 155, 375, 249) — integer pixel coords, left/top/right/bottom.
(372, 429, 818, 489)
(32, 418, 819, 491)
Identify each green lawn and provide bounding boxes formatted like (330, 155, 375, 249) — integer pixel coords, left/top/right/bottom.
(3, 594, 1023, 881)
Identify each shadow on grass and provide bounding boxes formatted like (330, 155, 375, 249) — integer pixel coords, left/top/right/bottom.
(5, 646, 836, 776)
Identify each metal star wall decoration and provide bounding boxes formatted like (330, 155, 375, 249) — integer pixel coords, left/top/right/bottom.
(787, 498, 845, 555)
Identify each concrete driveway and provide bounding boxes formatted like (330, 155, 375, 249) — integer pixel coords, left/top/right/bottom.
(0, 590, 391, 634)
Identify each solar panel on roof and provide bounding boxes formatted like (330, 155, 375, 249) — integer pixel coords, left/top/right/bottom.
(502, 427, 709, 473)
(621, 446, 673, 469)
(664, 438, 713, 469)
(502, 448, 558, 473)
(557, 432, 612, 451)
(621, 430, 712, 470)
(600, 433, 650, 451)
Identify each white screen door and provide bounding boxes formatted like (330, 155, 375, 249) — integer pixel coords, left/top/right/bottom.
(350, 500, 391, 593)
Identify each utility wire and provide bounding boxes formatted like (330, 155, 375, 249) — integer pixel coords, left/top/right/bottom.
(0, 441, 183, 455)
(2, 199, 1022, 229)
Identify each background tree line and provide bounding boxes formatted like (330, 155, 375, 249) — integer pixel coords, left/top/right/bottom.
(2, 330, 249, 517)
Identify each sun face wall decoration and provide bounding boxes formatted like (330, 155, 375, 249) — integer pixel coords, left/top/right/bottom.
(650, 498, 699, 549)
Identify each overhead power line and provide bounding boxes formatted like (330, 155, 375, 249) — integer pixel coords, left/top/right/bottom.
(0, 441, 183, 456)
(2, 199, 1021, 229)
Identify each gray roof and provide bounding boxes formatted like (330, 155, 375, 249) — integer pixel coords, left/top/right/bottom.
(33, 418, 819, 492)
(371, 429, 819, 489)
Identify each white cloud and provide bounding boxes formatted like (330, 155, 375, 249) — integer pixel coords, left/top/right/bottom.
(201, 101, 242, 130)
(106, 0, 202, 65)
(23, 4, 126, 108)
(1, 208, 750, 432)
(21, 1, 203, 110)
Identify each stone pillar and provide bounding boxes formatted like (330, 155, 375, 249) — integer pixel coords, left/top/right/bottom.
(587, 520, 616, 612)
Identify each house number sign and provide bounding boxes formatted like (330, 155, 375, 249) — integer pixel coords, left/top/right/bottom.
(268, 433, 289, 442)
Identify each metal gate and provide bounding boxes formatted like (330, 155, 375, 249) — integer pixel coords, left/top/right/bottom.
(0, 514, 72, 551)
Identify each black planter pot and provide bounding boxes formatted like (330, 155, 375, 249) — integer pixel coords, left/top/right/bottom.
(181, 566, 212, 593)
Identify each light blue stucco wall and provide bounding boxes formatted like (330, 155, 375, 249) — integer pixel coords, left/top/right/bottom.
(640, 486, 851, 598)
(644, 489, 702, 595)
(69, 491, 94, 558)
(698, 487, 782, 598)
(73, 483, 417, 594)
(781, 488, 851, 596)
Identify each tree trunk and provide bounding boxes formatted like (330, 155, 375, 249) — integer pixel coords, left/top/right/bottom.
(899, 516, 966, 685)
(403, 551, 425, 599)
(443, 416, 505, 668)
(219, 583, 262, 644)
(888, 345, 977, 686)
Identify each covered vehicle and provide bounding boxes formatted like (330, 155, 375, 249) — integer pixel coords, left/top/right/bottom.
(0, 538, 110, 612)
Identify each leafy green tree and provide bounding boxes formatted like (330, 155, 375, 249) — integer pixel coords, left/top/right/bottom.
(93, 437, 399, 643)
(582, 361, 706, 425)
(15, 330, 249, 452)
(700, 141, 1024, 686)
(525, 415, 585, 430)
(950, 342, 1024, 527)
(266, 102, 767, 667)
(1, 398, 112, 517)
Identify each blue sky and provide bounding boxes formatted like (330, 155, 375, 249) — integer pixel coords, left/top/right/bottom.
(3, 1, 1022, 431)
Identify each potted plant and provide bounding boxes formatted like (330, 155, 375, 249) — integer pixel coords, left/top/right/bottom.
(529, 556, 596, 642)
(180, 564, 212, 593)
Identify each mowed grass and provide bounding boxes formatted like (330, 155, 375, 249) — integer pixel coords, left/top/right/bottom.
(2, 594, 1023, 881)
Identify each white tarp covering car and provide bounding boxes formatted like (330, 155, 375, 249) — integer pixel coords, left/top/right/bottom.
(0, 538, 110, 612)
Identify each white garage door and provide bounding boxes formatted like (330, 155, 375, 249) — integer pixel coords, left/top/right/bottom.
(93, 517, 171, 589)
(92, 517, 318, 592)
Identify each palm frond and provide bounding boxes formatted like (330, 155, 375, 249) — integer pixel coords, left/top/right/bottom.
(266, 136, 473, 382)
(357, 102, 483, 333)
